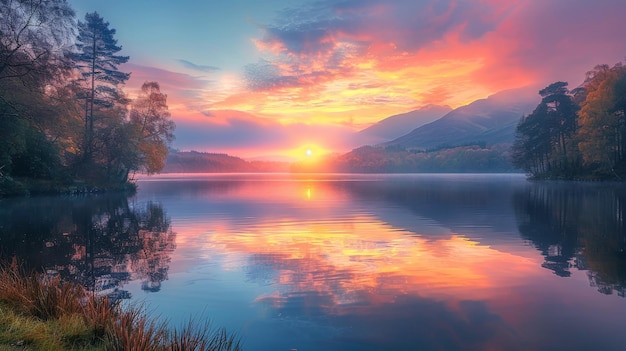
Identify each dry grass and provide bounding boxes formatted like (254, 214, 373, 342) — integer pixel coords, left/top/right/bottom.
(0, 259, 243, 351)
(168, 317, 242, 351)
(104, 306, 167, 351)
(0, 258, 84, 320)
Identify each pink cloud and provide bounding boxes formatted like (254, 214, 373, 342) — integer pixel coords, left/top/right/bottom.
(250, 0, 626, 101)
(122, 62, 216, 115)
(172, 109, 360, 159)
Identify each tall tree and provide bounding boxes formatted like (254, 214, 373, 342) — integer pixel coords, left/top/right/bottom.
(512, 105, 552, 175)
(539, 82, 580, 170)
(129, 81, 175, 175)
(512, 82, 580, 177)
(578, 63, 626, 178)
(73, 12, 129, 163)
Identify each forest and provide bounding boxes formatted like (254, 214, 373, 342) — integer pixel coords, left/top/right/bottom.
(291, 143, 516, 173)
(512, 62, 626, 180)
(0, 0, 175, 196)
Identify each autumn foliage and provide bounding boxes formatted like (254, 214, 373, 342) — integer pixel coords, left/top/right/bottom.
(512, 61, 626, 180)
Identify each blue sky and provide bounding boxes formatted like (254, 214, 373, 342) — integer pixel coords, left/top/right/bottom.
(67, 0, 626, 160)
(69, 0, 306, 72)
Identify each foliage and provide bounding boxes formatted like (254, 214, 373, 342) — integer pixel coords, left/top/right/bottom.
(577, 63, 626, 179)
(73, 12, 130, 164)
(511, 60, 626, 180)
(511, 82, 580, 178)
(129, 82, 176, 174)
(0, 0, 75, 85)
(0, 5, 175, 195)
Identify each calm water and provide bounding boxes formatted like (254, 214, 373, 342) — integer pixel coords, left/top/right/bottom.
(1, 173, 626, 351)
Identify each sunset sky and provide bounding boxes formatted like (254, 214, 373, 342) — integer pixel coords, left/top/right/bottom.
(68, 0, 626, 160)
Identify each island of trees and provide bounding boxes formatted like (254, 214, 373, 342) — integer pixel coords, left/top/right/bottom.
(1, 0, 175, 196)
(512, 62, 626, 180)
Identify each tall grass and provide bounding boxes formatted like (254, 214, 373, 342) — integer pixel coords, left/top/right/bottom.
(0, 259, 243, 351)
(0, 258, 85, 319)
(168, 317, 242, 351)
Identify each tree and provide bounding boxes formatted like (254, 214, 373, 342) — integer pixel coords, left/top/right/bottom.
(512, 108, 552, 175)
(578, 63, 626, 178)
(1, 0, 76, 182)
(73, 12, 129, 163)
(511, 82, 580, 177)
(0, 0, 74, 86)
(129, 81, 175, 175)
(539, 82, 580, 170)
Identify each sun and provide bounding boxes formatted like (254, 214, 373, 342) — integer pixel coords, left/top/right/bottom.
(284, 144, 328, 163)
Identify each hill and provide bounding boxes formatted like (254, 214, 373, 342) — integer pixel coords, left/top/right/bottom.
(356, 105, 452, 144)
(162, 150, 290, 173)
(292, 144, 518, 173)
(385, 88, 538, 149)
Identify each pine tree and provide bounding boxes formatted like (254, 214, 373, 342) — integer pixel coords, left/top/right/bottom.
(512, 82, 580, 178)
(73, 12, 129, 163)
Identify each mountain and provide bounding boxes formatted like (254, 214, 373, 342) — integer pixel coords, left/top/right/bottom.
(385, 88, 539, 149)
(162, 150, 290, 173)
(356, 104, 452, 144)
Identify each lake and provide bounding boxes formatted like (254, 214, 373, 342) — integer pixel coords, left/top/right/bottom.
(1, 173, 625, 351)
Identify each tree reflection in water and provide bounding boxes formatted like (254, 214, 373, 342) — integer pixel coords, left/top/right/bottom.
(0, 193, 175, 300)
(514, 182, 626, 296)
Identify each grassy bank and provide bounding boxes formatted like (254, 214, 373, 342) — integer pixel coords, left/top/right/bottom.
(0, 259, 242, 350)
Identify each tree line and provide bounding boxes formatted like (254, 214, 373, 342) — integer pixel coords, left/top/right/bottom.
(1, 0, 175, 195)
(512, 61, 626, 180)
(291, 143, 516, 173)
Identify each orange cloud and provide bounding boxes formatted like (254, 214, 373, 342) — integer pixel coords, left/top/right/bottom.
(122, 0, 626, 157)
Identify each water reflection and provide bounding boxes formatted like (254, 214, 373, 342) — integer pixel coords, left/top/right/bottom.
(132, 174, 626, 350)
(3, 174, 626, 350)
(0, 194, 175, 299)
(514, 182, 626, 296)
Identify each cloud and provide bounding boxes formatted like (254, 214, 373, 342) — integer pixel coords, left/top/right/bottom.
(124, 63, 212, 99)
(244, 59, 337, 92)
(471, 0, 626, 88)
(240, 0, 519, 115)
(171, 109, 358, 158)
(177, 59, 221, 73)
(117, 0, 626, 157)
(256, 0, 513, 59)
(245, 0, 626, 111)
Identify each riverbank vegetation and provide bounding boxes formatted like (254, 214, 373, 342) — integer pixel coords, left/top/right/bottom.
(0, 259, 242, 351)
(1, 1, 175, 196)
(512, 62, 626, 180)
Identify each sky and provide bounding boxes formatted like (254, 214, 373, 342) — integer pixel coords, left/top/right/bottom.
(68, 0, 626, 161)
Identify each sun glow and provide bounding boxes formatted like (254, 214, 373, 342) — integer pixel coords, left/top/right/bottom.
(287, 144, 328, 162)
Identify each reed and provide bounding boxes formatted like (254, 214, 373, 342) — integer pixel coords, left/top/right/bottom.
(0, 259, 243, 351)
(168, 317, 243, 351)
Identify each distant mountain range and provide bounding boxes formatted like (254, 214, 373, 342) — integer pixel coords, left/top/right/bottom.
(162, 151, 289, 173)
(356, 104, 452, 144)
(164, 87, 541, 173)
(384, 88, 538, 149)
